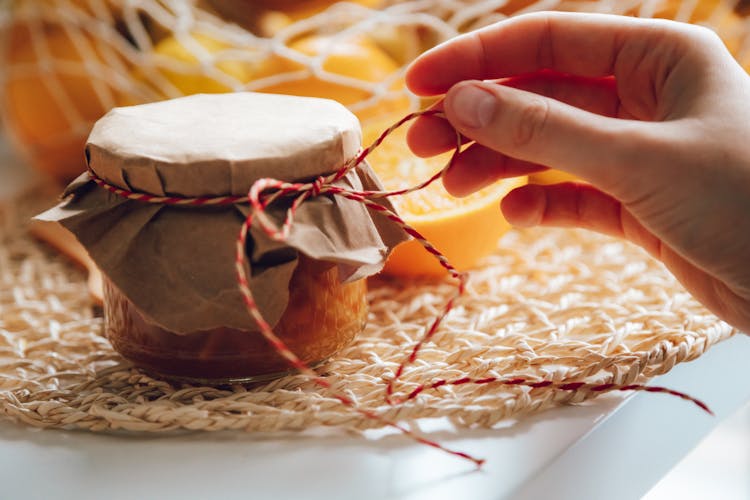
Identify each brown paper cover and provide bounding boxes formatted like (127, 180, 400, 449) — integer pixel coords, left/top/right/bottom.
(38, 93, 407, 334)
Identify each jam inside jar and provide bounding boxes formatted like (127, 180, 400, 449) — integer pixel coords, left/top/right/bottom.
(104, 255, 367, 384)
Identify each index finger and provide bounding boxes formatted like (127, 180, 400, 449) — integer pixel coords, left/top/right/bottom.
(406, 12, 694, 95)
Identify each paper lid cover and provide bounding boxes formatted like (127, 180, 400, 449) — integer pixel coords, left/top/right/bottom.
(86, 92, 362, 197)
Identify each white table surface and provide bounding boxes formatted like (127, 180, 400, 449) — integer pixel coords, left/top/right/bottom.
(2, 138, 749, 500)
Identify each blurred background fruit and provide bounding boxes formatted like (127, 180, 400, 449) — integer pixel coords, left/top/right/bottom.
(363, 120, 525, 276)
(150, 31, 259, 95)
(1, 19, 133, 180)
(148, 29, 411, 122)
(252, 34, 411, 123)
(650, 0, 747, 55)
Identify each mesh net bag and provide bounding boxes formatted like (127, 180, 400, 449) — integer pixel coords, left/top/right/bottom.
(1, 0, 749, 179)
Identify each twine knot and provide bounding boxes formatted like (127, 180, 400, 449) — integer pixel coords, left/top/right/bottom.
(310, 175, 326, 197)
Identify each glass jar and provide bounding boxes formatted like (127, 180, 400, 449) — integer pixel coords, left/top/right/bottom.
(104, 255, 367, 384)
(39, 92, 405, 386)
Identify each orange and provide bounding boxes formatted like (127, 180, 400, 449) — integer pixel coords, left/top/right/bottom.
(638, 1, 746, 56)
(152, 30, 410, 123)
(150, 32, 261, 95)
(367, 23, 430, 66)
(362, 121, 526, 277)
(253, 35, 411, 124)
(1, 21, 129, 181)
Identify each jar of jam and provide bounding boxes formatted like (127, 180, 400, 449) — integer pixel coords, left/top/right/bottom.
(40, 92, 406, 384)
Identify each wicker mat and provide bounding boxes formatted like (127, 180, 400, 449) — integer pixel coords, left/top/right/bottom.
(0, 189, 735, 434)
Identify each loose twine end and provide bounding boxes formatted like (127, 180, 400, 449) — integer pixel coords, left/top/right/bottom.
(87, 109, 712, 466)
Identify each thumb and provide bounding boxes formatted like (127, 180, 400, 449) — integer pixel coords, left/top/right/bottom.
(443, 80, 652, 189)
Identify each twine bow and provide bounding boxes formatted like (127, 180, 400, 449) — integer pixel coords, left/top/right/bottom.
(89, 110, 711, 468)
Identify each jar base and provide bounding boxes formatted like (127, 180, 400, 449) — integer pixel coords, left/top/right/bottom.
(103, 256, 367, 386)
(138, 359, 329, 387)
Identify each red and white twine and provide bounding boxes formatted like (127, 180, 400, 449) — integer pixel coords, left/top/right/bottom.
(88, 110, 711, 467)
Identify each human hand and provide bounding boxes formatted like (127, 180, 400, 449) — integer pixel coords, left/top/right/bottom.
(405, 12, 750, 332)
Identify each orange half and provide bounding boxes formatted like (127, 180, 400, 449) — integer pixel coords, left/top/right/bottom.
(363, 121, 526, 277)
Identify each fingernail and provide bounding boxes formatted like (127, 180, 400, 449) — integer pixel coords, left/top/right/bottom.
(450, 84, 496, 129)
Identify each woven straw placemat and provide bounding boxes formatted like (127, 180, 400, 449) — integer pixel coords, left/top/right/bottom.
(0, 190, 735, 434)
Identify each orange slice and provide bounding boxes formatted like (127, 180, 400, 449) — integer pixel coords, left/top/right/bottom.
(363, 121, 526, 277)
(529, 169, 579, 185)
